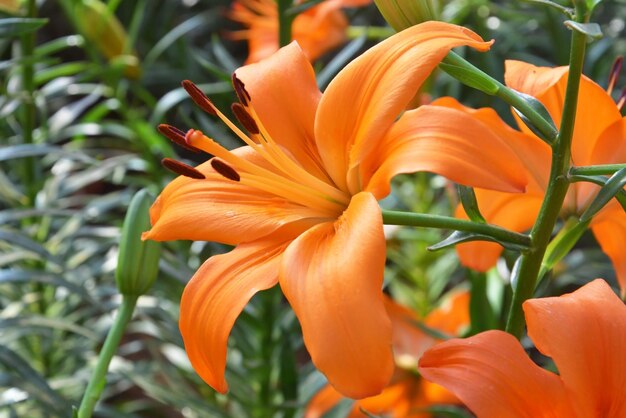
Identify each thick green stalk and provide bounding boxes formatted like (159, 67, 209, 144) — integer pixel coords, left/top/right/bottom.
(381, 210, 531, 248)
(276, 0, 293, 47)
(505, 19, 588, 338)
(77, 295, 138, 418)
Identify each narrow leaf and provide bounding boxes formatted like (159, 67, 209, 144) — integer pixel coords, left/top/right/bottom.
(428, 230, 528, 252)
(564, 21, 603, 40)
(0, 18, 48, 38)
(457, 185, 485, 223)
(579, 167, 626, 222)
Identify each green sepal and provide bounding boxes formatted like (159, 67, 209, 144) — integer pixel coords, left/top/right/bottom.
(116, 189, 161, 296)
(457, 185, 486, 223)
(0, 17, 47, 38)
(511, 91, 557, 145)
(579, 168, 626, 222)
(564, 21, 603, 40)
(438, 62, 500, 95)
(428, 230, 529, 252)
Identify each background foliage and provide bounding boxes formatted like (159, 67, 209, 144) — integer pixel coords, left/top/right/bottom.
(0, 0, 623, 417)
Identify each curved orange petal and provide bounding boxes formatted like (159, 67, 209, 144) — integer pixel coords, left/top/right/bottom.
(523, 279, 626, 417)
(179, 239, 288, 393)
(591, 205, 626, 296)
(383, 296, 434, 368)
(292, 1, 348, 62)
(505, 60, 622, 166)
(143, 150, 321, 245)
(363, 104, 529, 199)
(424, 290, 470, 336)
(235, 42, 328, 180)
(304, 384, 345, 418)
(418, 330, 573, 418)
(279, 192, 394, 398)
(590, 117, 626, 166)
(315, 21, 493, 193)
(455, 191, 543, 271)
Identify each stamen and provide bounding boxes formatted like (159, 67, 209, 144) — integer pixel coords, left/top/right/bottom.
(181, 80, 217, 115)
(158, 124, 201, 153)
(608, 56, 623, 95)
(162, 158, 205, 179)
(617, 86, 626, 111)
(210, 158, 241, 181)
(232, 73, 251, 106)
(231, 103, 260, 134)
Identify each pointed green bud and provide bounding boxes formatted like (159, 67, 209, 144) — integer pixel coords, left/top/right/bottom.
(116, 189, 161, 296)
(373, 0, 439, 31)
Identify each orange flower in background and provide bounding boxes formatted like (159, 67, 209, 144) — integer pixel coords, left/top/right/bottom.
(435, 60, 626, 295)
(419, 279, 626, 418)
(306, 292, 469, 418)
(144, 22, 528, 398)
(229, 0, 370, 64)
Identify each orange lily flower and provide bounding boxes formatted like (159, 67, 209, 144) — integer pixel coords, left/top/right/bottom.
(144, 22, 528, 398)
(306, 292, 469, 418)
(229, 0, 371, 64)
(419, 279, 626, 418)
(434, 60, 626, 295)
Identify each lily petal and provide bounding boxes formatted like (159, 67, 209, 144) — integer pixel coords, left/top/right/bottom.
(179, 239, 288, 393)
(235, 42, 328, 180)
(315, 21, 493, 193)
(591, 205, 626, 296)
(292, 1, 348, 62)
(419, 330, 573, 418)
(523, 279, 626, 417)
(363, 104, 529, 199)
(455, 191, 543, 271)
(280, 192, 394, 398)
(505, 60, 622, 166)
(144, 149, 323, 245)
(590, 117, 626, 166)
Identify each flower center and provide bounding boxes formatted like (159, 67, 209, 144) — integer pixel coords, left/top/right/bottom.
(163, 80, 351, 219)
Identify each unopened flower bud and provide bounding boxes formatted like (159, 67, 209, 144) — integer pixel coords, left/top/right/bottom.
(116, 189, 161, 296)
(374, 0, 439, 31)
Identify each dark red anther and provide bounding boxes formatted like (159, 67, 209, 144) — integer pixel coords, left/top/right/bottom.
(232, 73, 251, 106)
(158, 124, 201, 153)
(210, 158, 240, 182)
(162, 158, 206, 179)
(231, 103, 260, 135)
(181, 80, 218, 115)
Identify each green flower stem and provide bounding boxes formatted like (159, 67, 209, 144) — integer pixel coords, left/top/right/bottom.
(505, 15, 588, 338)
(77, 295, 138, 418)
(570, 164, 626, 176)
(276, 0, 293, 48)
(21, 0, 38, 205)
(443, 52, 559, 143)
(347, 26, 395, 40)
(381, 210, 531, 248)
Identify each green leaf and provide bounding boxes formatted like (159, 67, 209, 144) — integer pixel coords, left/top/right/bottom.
(278, 333, 298, 418)
(0, 18, 48, 38)
(521, 0, 574, 17)
(585, 0, 603, 14)
(457, 185, 485, 223)
(0, 346, 69, 415)
(512, 91, 557, 145)
(428, 230, 529, 252)
(579, 168, 626, 222)
(564, 20, 603, 40)
(438, 62, 499, 95)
